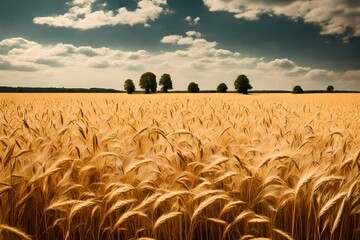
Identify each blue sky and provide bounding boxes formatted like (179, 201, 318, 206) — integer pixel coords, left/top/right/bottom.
(0, 0, 359, 90)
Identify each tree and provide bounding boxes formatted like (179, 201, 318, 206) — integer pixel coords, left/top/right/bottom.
(293, 85, 304, 94)
(217, 83, 228, 93)
(124, 79, 135, 94)
(188, 82, 200, 93)
(139, 72, 157, 94)
(159, 73, 173, 93)
(327, 85, 334, 93)
(234, 74, 252, 94)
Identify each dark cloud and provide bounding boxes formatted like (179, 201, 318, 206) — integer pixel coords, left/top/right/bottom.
(56, 45, 77, 57)
(89, 61, 110, 68)
(0, 60, 38, 72)
(77, 47, 99, 57)
(35, 58, 64, 67)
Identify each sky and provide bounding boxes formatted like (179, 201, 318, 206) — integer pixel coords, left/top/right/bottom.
(0, 0, 359, 91)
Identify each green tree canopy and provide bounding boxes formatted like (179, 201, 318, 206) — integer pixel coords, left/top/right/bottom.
(327, 85, 334, 93)
(188, 82, 200, 93)
(234, 74, 252, 94)
(293, 85, 304, 94)
(124, 79, 135, 94)
(159, 74, 173, 93)
(139, 72, 157, 94)
(217, 83, 228, 93)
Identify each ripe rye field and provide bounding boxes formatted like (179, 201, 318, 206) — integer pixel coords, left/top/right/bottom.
(0, 93, 359, 240)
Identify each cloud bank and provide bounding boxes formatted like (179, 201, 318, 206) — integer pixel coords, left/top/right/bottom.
(203, 0, 360, 41)
(0, 34, 358, 90)
(33, 0, 167, 29)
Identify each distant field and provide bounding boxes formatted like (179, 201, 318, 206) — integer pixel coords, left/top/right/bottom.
(0, 93, 359, 240)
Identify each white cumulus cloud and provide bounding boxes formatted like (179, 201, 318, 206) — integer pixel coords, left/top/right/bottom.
(203, 0, 360, 41)
(33, 0, 167, 29)
(185, 16, 201, 25)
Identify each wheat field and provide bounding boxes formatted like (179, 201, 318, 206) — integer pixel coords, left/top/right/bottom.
(0, 93, 359, 240)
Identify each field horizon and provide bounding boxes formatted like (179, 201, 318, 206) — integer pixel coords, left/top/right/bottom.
(1, 86, 360, 94)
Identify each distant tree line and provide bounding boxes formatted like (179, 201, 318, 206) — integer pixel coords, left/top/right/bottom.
(124, 72, 340, 94)
(0, 78, 339, 94)
(124, 73, 254, 94)
(124, 73, 339, 94)
(0, 86, 120, 93)
(292, 85, 335, 94)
